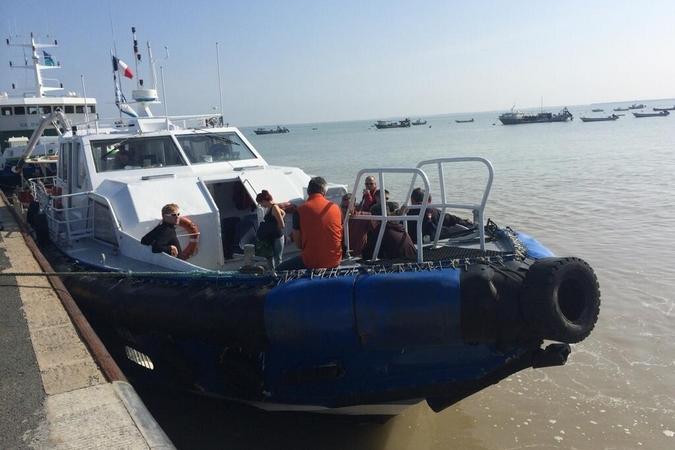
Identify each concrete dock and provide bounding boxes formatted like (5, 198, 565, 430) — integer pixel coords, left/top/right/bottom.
(0, 193, 174, 449)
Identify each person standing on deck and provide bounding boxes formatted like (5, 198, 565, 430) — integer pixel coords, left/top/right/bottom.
(278, 177, 343, 270)
(141, 203, 182, 257)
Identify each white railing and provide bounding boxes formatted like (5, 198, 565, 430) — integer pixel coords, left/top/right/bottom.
(406, 157, 494, 251)
(344, 168, 431, 263)
(28, 176, 121, 247)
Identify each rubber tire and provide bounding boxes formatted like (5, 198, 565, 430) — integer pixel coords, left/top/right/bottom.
(520, 257, 600, 343)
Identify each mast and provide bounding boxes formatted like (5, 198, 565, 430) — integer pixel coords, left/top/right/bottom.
(6, 32, 62, 97)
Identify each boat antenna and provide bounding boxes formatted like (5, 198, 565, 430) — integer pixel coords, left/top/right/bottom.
(160, 65, 169, 129)
(216, 41, 224, 126)
(80, 74, 90, 125)
(132, 27, 143, 88)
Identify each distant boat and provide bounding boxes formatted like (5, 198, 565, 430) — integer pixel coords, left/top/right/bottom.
(499, 107, 573, 125)
(374, 118, 411, 129)
(253, 126, 289, 135)
(613, 107, 630, 112)
(580, 114, 619, 122)
(411, 119, 427, 126)
(628, 103, 646, 110)
(591, 108, 604, 112)
(653, 106, 675, 111)
(455, 118, 474, 123)
(633, 110, 670, 118)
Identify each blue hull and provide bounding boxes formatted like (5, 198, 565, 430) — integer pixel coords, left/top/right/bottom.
(48, 230, 602, 414)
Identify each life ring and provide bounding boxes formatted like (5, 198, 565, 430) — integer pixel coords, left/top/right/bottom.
(520, 257, 600, 343)
(178, 216, 200, 260)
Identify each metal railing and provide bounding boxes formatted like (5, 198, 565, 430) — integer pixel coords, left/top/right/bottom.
(344, 168, 431, 263)
(405, 157, 494, 251)
(28, 176, 121, 247)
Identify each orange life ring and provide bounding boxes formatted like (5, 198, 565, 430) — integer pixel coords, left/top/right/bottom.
(178, 216, 200, 260)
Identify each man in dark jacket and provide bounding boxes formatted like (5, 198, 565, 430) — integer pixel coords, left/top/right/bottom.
(406, 188, 473, 244)
(361, 203, 417, 261)
(141, 203, 182, 257)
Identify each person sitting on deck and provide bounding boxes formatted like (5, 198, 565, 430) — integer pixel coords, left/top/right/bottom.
(277, 177, 343, 270)
(370, 188, 399, 214)
(358, 176, 378, 212)
(141, 203, 182, 257)
(361, 203, 417, 261)
(406, 188, 474, 244)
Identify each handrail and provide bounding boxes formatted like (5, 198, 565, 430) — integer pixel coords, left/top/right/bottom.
(405, 157, 494, 250)
(344, 168, 431, 263)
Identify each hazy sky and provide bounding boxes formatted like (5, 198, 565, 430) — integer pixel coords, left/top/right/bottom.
(1, 0, 674, 125)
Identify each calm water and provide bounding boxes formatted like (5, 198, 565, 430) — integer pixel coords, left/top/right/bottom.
(143, 104, 675, 449)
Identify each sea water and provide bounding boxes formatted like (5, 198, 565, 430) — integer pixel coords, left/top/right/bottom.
(143, 103, 675, 449)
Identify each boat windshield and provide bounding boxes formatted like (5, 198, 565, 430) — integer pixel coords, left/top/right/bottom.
(175, 132, 256, 164)
(90, 136, 186, 173)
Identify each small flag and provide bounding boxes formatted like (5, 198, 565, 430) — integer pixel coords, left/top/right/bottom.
(43, 51, 55, 66)
(112, 55, 133, 79)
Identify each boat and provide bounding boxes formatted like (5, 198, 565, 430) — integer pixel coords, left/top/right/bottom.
(628, 103, 646, 110)
(455, 118, 474, 123)
(374, 118, 411, 129)
(15, 33, 601, 416)
(1, 33, 96, 185)
(633, 110, 670, 118)
(580, 114, 619, 122)
(411, 119, 427, 126)
(653, 106, 675, 111)
(498, 107, 573, 125)
(591, 108, 604, 112)
(253, 126, 289, 135)
(613, 107, 630, 112)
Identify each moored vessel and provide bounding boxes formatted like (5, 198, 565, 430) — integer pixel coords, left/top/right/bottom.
(633, 110, 670, 118)
(253, 126, 289, 135)
(374, 118, 411, 129)
(498, 107, 573, 125)
(580, 114, 619, 122)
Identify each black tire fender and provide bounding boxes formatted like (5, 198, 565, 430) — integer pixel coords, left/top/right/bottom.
(520, 257, 600, 343)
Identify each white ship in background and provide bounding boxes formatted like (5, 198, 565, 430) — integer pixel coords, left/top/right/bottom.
(0, 33, 96, 152)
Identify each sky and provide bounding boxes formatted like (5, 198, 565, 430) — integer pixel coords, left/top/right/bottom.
(1, 0, 675, 126)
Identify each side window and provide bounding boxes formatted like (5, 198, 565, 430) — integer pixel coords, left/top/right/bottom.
(75, 105, 84, 114)
(40, 105, 52, 114)
(14, 106, 25, 115)
(1, 107, 12, 116)
(75, 143, 86, 188)
(27, 106, 38, 115)
(88, 105, 96, 114)
(64, 105, 74, 114)
(60, 143, 70, 181)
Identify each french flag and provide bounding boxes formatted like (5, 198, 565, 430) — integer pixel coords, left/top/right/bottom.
(112, 55, 134, 79)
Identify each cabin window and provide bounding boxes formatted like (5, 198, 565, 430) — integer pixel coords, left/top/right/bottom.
(64, 105, 74, 114)
(40, 106, 52, 114)
(93, 202, 117, 245)
(90, 136, 187, 173)
(75, 105, 85, 114)
(74, 143, 86, 188)
(27, 106, 38, 115)
(175, 132, 256, 164)
(1, 107, 12, 116)
(88, 105, 96, 114)
(60, 143, 70, 181)
(14, 106, 25, 115)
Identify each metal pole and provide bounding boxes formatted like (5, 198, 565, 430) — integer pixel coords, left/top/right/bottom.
(160, 65, 169, 130)
(80, 75, 90, 125)
(216, 42, 224, 126)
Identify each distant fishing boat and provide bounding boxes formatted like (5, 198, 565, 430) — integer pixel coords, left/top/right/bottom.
(628, 103, 646, 110)
(455, 118, 474, 123)
(499, 107, 573, 125)
(254, 126, 289, 135)
(374, 118, 411, 129)
(653, 106, 675, 111)
(591, 108, 604, 112)
(580, 114, 619, 122)
(411, 119, 427, 126)
(613, 107, 630, 112)
(633, 110, 670, 118)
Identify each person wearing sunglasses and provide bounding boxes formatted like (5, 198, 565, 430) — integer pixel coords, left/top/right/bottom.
(358, 175, 378, 212)
(141, 203, 182, 257)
